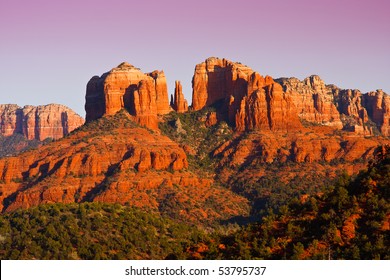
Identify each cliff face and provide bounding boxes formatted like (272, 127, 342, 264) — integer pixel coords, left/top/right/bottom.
(277, 76, 390, 136)
(277, 76, 343, 129)
(85, 62, 171, 130)
(191, 57, 302, 132)
(0, 104, 84, 141)
(191, 57, 390, 136)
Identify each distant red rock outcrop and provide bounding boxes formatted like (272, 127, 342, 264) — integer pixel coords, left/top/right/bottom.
(0, 104, 84, 141)
(85, 62, 171, 130)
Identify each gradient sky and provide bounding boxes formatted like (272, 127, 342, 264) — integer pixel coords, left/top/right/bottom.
(1, 0, 389, 117)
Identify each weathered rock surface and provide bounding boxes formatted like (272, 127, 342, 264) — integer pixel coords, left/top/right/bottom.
(0, 104, 84, 141)
(85, 62, 171, 130)
(171, 81, 188, 113)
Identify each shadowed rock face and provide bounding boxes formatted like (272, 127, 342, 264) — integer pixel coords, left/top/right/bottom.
(85, 62, 171, 130)
(0, 104, 84, 141)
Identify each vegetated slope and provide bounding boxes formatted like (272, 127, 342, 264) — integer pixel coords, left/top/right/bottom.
(0, 110, 249, 224)
(1, 146, 387, 260)
(0, 202, 209, 259)
(193, 146, 389, 260)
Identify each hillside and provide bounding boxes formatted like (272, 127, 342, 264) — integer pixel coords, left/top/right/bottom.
(0, 57, 389, 260)
(0, 110, 248, 224)
(185, 146, 390, 260)
(1, 146, 387, 260)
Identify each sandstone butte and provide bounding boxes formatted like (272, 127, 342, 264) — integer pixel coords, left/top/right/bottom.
(192, 57, 390, 136)
(85, 62, 172, 130)
(0, 104, 84, 141)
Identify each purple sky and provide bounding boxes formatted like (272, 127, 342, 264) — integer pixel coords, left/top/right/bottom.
(1, 0, 389, 117)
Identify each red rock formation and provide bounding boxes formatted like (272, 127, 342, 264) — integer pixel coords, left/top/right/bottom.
(277, 76, 343, 128)
(334, 89, 372, 135)
(0, 104, 23, 136)
(191, 58, 302, 132)
(150, 70, 171, 115)
(205, 112, 218, 127)
(277, 75, 390, 136)
(192, 57, 254, 111)
(0, 104, 84, 141)
(85, 62, 171, 130)
(171, 81, 188, 113)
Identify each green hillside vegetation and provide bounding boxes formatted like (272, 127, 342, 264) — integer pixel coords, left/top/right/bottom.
(0, 203, 208, 260)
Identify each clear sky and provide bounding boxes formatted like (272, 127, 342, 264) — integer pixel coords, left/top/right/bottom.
(0, 0, 389, 117)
